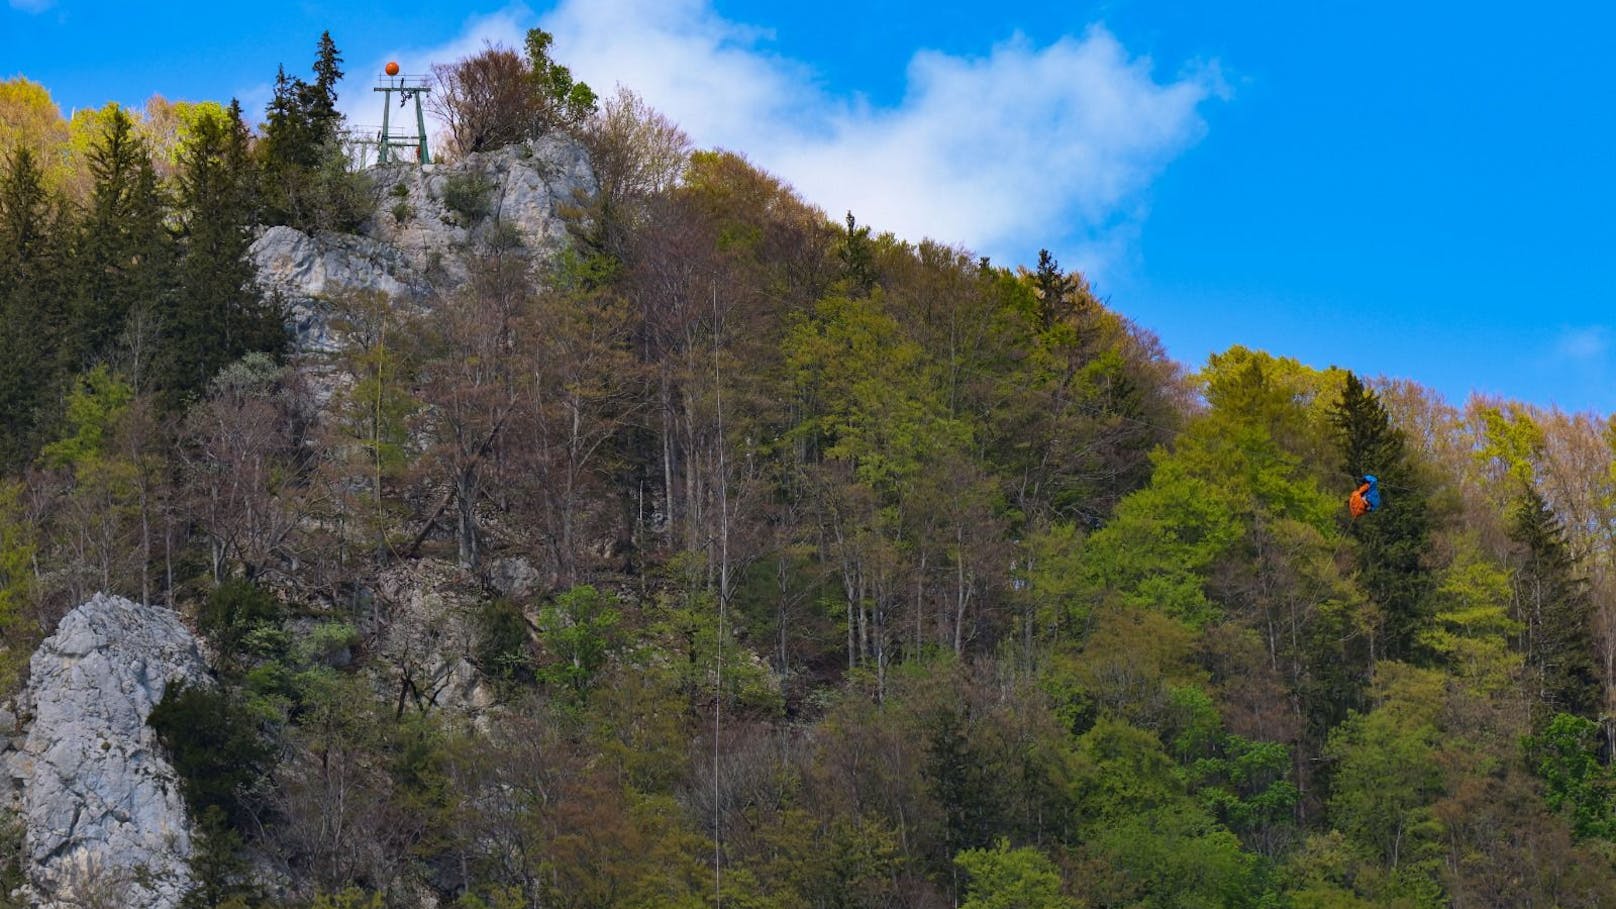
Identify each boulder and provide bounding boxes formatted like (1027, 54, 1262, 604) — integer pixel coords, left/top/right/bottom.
(10, 594, 208, 909)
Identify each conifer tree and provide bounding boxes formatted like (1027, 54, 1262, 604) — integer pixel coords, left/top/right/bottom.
(1033, 248, 1069, 330)
(166, 100, 282, 399)
(307, 30, 343, 145)
(1330, 371, 1432, 661)
(837, 211, 876, 295)
(70, 105, 172, 375)
(0, 146, 67, 463)
(261, 66, 316, 170)
(1511, 486, 1599, 721)
(259, 33, 366, 231)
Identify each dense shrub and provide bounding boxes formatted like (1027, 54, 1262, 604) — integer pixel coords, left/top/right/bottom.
(148, 680, 270, 828)
(441, 170, 494, 224)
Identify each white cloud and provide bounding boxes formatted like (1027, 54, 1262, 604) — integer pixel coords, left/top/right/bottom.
(336, 0, 1220, 273)
(1557, 326, 1609, 361)
(773, 29, 1218, 273)
(8, 0, 54, 12)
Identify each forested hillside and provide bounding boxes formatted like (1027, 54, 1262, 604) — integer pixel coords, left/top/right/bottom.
(6, 31, 1616, 909)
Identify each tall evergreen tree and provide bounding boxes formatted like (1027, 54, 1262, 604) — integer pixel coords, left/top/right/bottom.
(261, 65, 315, 169)
(0, 146, 68, 463)
(70, 105, 173, 377)
(166, 101, 282, 399)
(307, 30, 343, 145)
(837, 211, 876, 295)
(1330, 371, 1432, 662)
(258, 33, 368, 232)
(1511, 486, 1599, 721)
(1033, 248, 1069, 330)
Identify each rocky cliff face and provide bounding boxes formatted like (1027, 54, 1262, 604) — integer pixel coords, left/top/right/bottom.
(251, 134, 595, 355)
(3, 595, 209, 909)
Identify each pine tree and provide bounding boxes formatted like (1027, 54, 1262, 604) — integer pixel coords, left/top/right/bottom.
(1033, 248, 1067, 330)
(308, 30, 344, 146)
(70, 105, 173, 377)
(259, 35, 367, 232)
(1330, 371, 1432, 661)
(262, 66, 315, 169)
(262, 30, 343, 173)
(1511, 486, 1599, 721)
(0, 146, 67, 463)
(837, 211, 876, 295)
(166, 100, 282, 400)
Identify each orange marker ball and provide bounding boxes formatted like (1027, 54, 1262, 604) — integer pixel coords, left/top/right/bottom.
(385, 61, 400, 76)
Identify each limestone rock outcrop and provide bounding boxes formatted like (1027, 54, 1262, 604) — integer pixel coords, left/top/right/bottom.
(250, 135, 596, 355)
(7, 594, 208, 909)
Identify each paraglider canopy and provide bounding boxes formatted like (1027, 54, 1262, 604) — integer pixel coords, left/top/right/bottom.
(1362, 475, 1381, 511)
(1349, 475, 1381, 519)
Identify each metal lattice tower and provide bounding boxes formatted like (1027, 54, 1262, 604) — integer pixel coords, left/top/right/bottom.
(373, 62, 431, 164)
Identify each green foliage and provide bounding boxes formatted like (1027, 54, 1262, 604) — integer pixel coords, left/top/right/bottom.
(837, 211, 877, 294)
(441, 169, 494, 224)
(70, 103, 172, 367)
(311, 888, 383, 909)
(237, 621, 362, 729)
(1528, 712, 1616, 840)
(40, 364, 133, 469)
(0, 480, 36, 693)
(927, 705, 1001, 856)
(1181, 727, 1300, 841)
(1079, 351, 1346, 634)
(258, 35, 372, 232)
(1510, 486, 1599, 719)
(650, 573, 783, 715)
(524, 28, 598, 131)
(198, 579, 281, 656)
(476, 597, 534, 683)
(148, 680, 271, 829)
(1417, 536, 1521, 692)
(455, 887, 527, 909)
(166, 98, 283, 401)
(1324, 666, 1446, 902)
(179, 806, 259, 909)
(537, 584, 620, 694)
(260, 33, 343, 172)
(1016, 521, 1088, 646)
(786, 291, 969, 493)
(1087, 807, 1262, 908)
(1072, 720, 1264, 907)
(0, 806, 22, 909)
(299, 621, 359, 666)
(1331, 371, 1434, 661)
(956, 839, 1074, 909)
(2, 65, 1609, 909)
(0, 144, 67, 464)
(1077, 457, 1242, 624)
(1475, 402, 1544, 486)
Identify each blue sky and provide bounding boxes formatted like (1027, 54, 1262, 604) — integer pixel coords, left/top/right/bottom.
(5, 1, 1614, 414)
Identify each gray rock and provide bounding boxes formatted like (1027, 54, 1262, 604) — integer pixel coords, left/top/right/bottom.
(250, 225, 429, 355)
(252, 136, 597, 358)
(488, 555, 543, 601)
(15, 594, 208, 909)
(374, 560, 498, 715)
